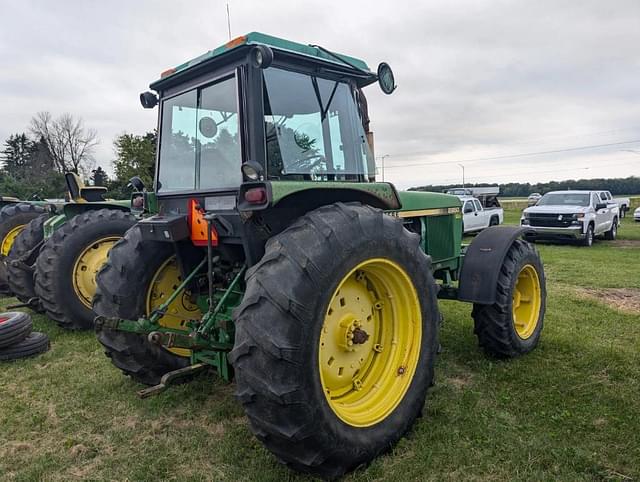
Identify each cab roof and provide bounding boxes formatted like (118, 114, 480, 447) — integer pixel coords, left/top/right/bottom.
(151, 32, 372, 89)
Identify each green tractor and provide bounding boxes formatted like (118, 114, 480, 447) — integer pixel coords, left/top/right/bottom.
(94, 33, 546, 478)
(5, 173, 139, 329)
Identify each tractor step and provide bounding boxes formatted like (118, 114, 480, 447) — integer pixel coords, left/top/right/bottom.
(137, 363, 207, 399)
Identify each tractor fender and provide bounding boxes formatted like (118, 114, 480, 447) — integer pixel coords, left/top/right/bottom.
(62, 202, 131, 220)
(457, 225, 532, 305)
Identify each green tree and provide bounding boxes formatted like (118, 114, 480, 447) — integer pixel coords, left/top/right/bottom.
(108, 131, 156, 197)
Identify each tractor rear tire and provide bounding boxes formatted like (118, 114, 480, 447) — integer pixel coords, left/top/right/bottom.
(7, 213, 49, 307)
(35, 209, 136, 330)
(472, 239, 545, 358)
(0, 203, 46, 294)
(93, 225, 192, 385)
(230, 203, 439, 478)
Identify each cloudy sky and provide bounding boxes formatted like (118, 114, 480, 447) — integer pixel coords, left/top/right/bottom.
(1, 0, 639, 189)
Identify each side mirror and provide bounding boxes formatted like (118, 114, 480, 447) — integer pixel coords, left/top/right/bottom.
(377, 62, 396, 94)
(595, 203, 607, 210)
(140, 91, 158, 109)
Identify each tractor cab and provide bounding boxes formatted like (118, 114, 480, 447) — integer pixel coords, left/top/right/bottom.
(139, 33, 401, 262)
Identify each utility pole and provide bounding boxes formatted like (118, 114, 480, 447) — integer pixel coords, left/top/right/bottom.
(458, 163, 465, 189)
(226, 3, 232, 40)
(378, 154, 390, 182)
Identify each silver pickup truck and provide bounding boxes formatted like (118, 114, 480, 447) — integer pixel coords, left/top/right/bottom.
(521, 190, 619, 246)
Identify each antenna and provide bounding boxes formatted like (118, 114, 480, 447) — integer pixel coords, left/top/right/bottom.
(226, 3, 232, 40)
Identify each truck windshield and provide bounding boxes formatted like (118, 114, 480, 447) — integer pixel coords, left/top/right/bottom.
(262, 68, 373, 181)
(537, 193, 590, 206)
(157, 75, 241, 192)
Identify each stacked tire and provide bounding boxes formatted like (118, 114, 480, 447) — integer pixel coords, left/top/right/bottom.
(0, 311, 49, 361)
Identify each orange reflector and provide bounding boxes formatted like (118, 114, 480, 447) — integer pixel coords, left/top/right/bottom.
(160, 67, 177, 78)
(189, 199, 218, 247)
(225, 35, 247, 49)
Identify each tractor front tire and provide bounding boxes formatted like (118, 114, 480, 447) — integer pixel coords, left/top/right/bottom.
(472, 239, 545, 358)
(93, 225, 193, 385)
(7, 213, 49, 307)
(35, 209, 136, 330)
(230, 203, 439, 478)
(0, 203, 46, 294)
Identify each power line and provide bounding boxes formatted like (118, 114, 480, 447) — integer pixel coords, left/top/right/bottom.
(383, 139, 640, 169)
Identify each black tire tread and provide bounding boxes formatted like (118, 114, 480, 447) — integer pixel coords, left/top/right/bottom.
(93, 225, 190, 385)
(0, 331, 49, 361)
(230, 202, 439, 478)
(472, 239, 546, 358)
(7, 213, 49, 305)
(35, 209, 136, 330)
(0, 311, 33, 348)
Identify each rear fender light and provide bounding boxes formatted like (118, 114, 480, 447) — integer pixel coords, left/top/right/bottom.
(238, 182, 271, 211)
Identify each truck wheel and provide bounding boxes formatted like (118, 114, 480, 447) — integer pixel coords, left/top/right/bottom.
(94, 225, 195, 385)
(35, 209, 136, 330)
(0, 203, 46, 294)
(489, 216, 499, 226)
(0, 312, 33, 348)
(581, 224, 594, 247)
(6, 213, 48, 307)
(472, 239, 545, 358)
(604, 217, 618, 240)
(230, 203, 439, 478)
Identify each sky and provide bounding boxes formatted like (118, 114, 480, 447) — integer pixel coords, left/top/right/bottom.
(1, 0, 639, 190)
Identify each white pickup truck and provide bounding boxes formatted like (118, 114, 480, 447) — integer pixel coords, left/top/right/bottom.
(521, 190, 619, 246)
(459, 195, 504, 233)
(598, 190, 631, 218)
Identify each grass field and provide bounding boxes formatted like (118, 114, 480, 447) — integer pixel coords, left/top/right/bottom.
(1, 210, 639, 481)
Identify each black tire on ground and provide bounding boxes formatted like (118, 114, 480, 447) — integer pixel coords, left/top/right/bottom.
(581, 223, 594, 247)
(0, 311, 33, 348)
(604, 217, 618, 240)
(472, 239, 546, 358)
(93, 225, 190, 385)
(7, 213, 49, 307)
(0, 203, 46, 294)
(35, 209, 136, 330)
(230, 203, 440, 478)
(489, 216, 499, 226)
(0, 331, 49, 361)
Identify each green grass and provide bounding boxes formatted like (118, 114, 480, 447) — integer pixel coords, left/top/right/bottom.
(1, 210, 639, 481)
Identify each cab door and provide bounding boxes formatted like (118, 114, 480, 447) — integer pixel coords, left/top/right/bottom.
(462, 200, 479, 231)
(595, 192, 612, 233)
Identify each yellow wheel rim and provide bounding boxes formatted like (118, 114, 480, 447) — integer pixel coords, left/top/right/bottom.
(72, 236, 119, 308)
(512, 264, 542, 339)
(146, 256, 200, 357)
(319, 258, 422, 427)
(1, 224, 25, 256)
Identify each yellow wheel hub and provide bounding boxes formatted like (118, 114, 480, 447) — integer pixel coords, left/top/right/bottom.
(146, 256, 200, 357)
(72, 236, 119, 308)
(1, 224, 25, 256)
(319, 258, 422, 427)
(512, 264, 542, 339)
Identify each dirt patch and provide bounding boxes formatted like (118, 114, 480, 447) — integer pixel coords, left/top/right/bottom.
(610, 239, 640, 248)
(576, 288, 640, 314)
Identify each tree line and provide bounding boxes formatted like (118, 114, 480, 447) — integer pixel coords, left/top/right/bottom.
(0, 112, 155, 200)
(410, 176, 640, 197)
